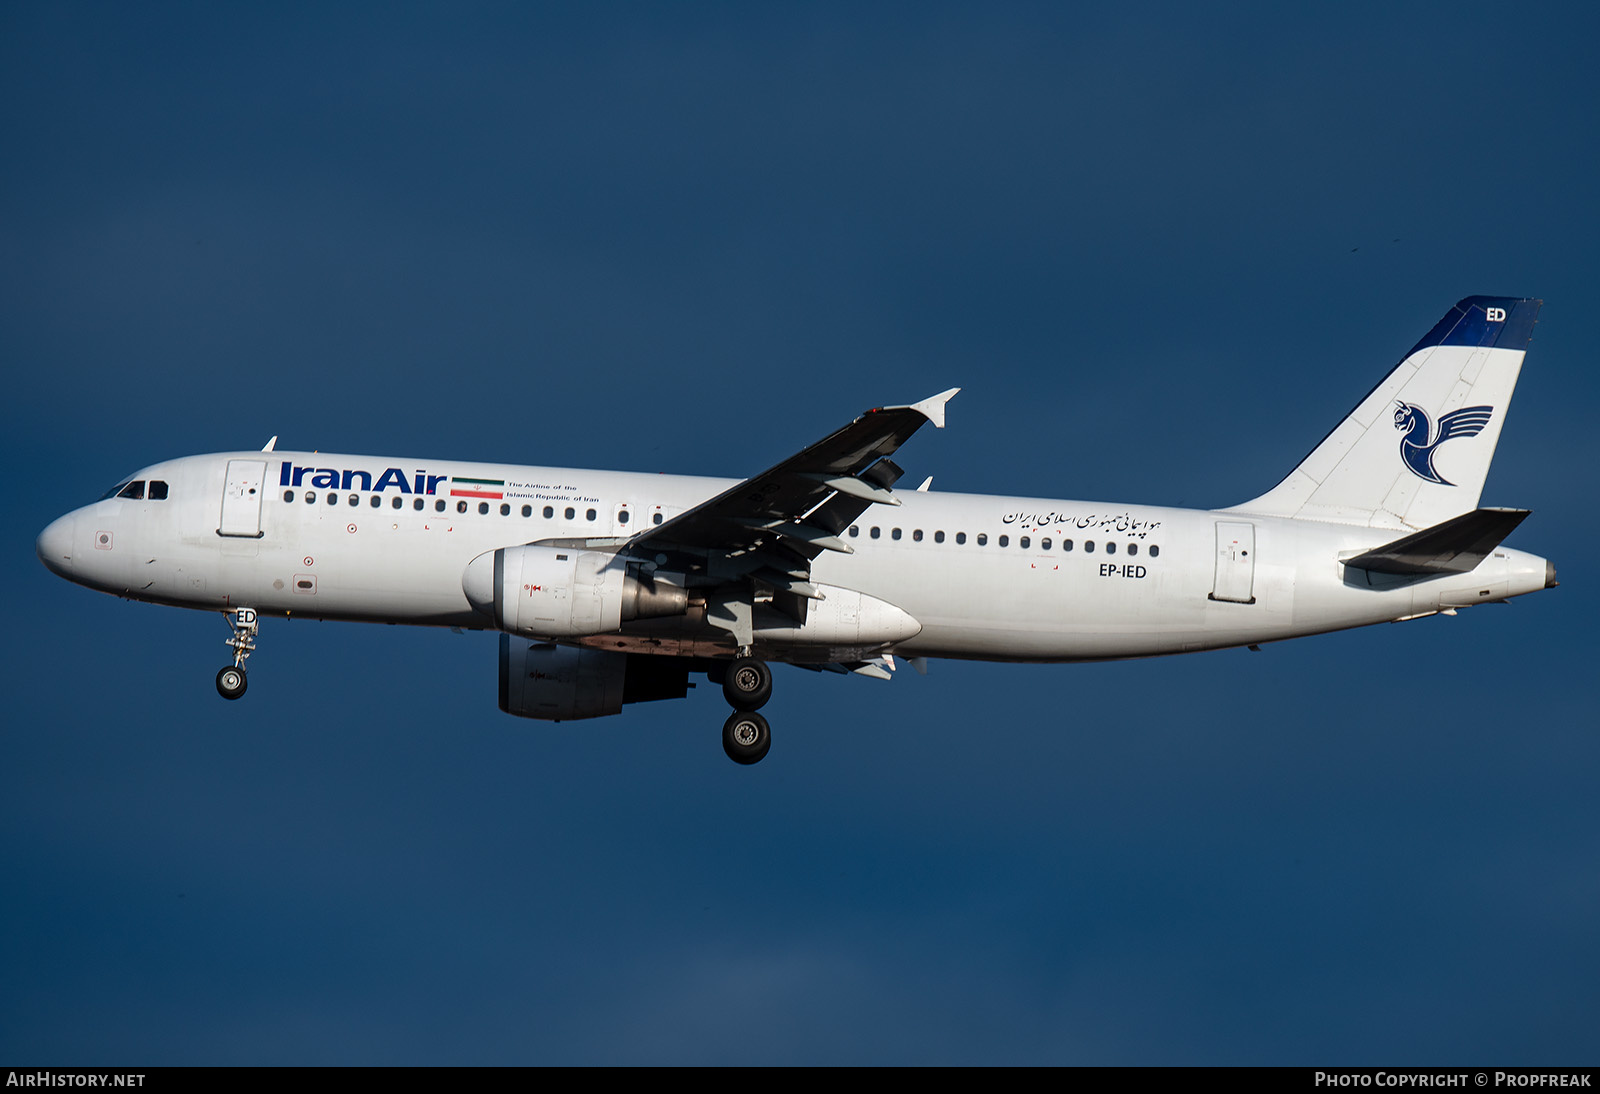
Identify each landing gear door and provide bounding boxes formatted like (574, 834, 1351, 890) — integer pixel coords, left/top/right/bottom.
(1211, 521, 1256, 604)
(218, 459, 267, 538)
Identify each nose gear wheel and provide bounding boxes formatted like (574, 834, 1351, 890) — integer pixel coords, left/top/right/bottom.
(217, 608, 259, 701)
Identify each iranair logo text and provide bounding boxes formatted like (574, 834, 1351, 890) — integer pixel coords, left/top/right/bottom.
(279, 464, 448, 494)
(1391, 403, 1494, 486)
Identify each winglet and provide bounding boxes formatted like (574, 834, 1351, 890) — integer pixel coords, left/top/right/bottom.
(884, 387, 960, 429)
(261, 435, 278, 452)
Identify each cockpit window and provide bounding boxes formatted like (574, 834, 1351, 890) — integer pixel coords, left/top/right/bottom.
(116, 481, 146, 500)
(148, 480, 169, 500)
(100, 480, 133, 500)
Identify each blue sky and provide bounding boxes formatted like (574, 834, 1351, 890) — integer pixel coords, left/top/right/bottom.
(4, 2, 1598, 1064)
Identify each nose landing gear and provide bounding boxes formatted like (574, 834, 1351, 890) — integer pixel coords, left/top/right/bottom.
(216, 664, 247, 700)
(216, 608, 258, 701)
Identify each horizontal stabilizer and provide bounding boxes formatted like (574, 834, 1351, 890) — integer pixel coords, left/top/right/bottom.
(1345, 507, 1530, 575)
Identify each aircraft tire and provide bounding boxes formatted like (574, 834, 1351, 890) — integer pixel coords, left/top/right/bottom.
(722, 710, 772, 765)
(216, 665, 248, 701)
(722, 657, 773, 711)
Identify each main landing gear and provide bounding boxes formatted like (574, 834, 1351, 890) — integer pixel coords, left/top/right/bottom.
(216, 607, 258, 701)
(720, 654, 773, 765)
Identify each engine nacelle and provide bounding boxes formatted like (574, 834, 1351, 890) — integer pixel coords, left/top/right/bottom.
(498, 637, 690, 721)
(463, 545, 688, 637)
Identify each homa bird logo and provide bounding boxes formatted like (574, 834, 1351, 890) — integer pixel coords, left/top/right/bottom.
(1392, 402, 1495, 486)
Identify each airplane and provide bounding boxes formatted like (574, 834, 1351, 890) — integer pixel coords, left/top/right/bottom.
(36, 296, 1557, 764)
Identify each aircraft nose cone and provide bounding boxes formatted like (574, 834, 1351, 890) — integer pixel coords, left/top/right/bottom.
(36, 514, 76, 577)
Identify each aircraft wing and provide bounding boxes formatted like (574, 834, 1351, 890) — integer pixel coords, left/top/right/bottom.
(629, 388, 959, 564)
(523, 388, 956, 641)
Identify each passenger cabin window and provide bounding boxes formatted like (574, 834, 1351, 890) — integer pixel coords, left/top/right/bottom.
(1128, 543, 1138, 556)
(998, 535, 1009, 547)
(371, 496, 382, 508)
(326, 492, 338, 505)
(414, 498, 424, 511)
(652, 513, 663, 525)
(545, 506, 555, 519)
(305, 491, 317, 504)
(1149, 545, 1160, 558)
(457, 501, 468, 513)
(435, 499, 446, 512)
(586, 508, 596, 522)
(891, 528, 902, 540)
(348, 494, 359, 506)
(392, 496, 402, 509)
(934, 531, 945, 543)
(1106, 542, 1116, 555)
(956, 532, 966, 544)
(284, 490, 295, 502)
(500, 503, 510, 516)
(1019, 536, 1029, 549)
(976, 533, 988, 546)
(618, 510, 629, 525)
(478, 502, 489, 515)
(565, 507, 575, 520)
(521, 504, 532, 517)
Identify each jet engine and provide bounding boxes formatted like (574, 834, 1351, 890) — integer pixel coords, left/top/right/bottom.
(499, 636, 691, 721)
(463, 545, 688, 637)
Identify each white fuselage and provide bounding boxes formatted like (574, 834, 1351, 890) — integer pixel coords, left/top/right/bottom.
(36, 450, 1553, 663)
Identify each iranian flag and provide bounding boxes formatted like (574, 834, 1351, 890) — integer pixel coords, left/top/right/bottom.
(449, 476, 505, 500)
